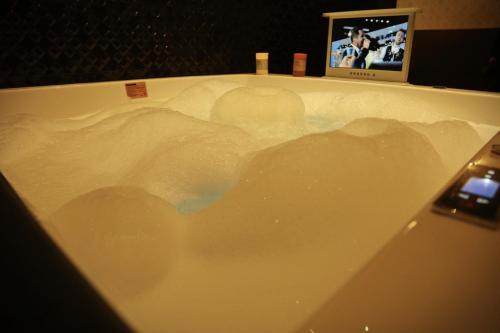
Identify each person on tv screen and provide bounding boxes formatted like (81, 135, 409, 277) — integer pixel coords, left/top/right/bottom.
(383, 29, 405, 62)
(339, 27, 371, 69)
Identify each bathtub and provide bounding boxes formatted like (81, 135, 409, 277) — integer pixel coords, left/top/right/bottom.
(1, 74, 499, 332)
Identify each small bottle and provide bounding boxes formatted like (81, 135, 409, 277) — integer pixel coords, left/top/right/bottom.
(293, 53, 307, 77)
(256, 52, 269, 75)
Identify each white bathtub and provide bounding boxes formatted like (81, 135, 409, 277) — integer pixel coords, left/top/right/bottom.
(1, 74, 499, 332)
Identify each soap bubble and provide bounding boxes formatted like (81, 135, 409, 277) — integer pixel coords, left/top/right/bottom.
(211, 86, 306, 145)
(0, 81, 496, 333)
(49, 186, 179, 299)
(300, 91, 347, 133)
(337, 91, 450, 123)
(188, 119, 448, 257)
(161, 79, 243, 121)
(299, 91, 451, 134)
(406, 120, 484, 172)
(342, 118, 483, 173)
(0, 107, 258, 217)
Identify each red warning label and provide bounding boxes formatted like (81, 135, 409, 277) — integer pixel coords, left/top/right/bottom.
(125, 82, 148, 98)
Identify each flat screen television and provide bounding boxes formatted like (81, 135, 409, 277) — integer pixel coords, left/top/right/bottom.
(323, 8, 420, 82)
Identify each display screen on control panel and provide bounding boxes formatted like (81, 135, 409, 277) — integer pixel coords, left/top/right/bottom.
(330, 15, 409, 71)
(461, 177, 499, 199)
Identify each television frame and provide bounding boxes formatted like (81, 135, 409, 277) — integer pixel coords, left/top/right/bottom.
(323, 8, 420, 83)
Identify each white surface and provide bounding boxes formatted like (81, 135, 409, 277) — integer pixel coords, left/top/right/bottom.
(211, 86, 306, 145)
(0, 74, 499, 332)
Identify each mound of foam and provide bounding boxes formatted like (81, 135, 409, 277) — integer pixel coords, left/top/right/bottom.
(0, 107, 258, 217)
(161, 79, 243, 120)
(62, 100, 165, 128)
(341, 118, 483, 173)
(300, 91, 347, 133)
(49, 186, 178, 299)
(300, 91, 451, 134)
(0, 101, 164, 164)
(211, 86, 306, 145)
(406, 120, 483, 172)
(188, 118, 448, 257)
(0, 114, 56, 165)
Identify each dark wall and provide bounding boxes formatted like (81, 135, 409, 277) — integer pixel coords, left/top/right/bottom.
(1, 1, 498, 92)
(410, 28, 500, 92)
(0, 0, 395, 88)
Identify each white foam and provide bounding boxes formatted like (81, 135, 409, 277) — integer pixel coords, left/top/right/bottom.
(341, 118, 484, 173)
(189, 119, 448, 257)
(0, 80, 496, 333)
(49, 186, 179, 300)
(0, 107, 258, 218)
(211, 86, 306, 145)
(160, 79, 243, 121)
(122, 119, 451, 333)
(300, 90, 451, 134)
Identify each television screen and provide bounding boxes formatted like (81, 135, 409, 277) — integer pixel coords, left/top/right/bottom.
(330, 15, 409, 71)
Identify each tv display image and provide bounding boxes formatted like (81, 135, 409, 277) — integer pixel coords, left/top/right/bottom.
(330, 15, 409, 72)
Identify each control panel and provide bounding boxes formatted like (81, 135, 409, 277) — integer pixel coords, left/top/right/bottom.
(433, 131, 500, 229)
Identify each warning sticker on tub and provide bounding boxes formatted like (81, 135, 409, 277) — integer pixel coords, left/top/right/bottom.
(125, 82, 148, 98)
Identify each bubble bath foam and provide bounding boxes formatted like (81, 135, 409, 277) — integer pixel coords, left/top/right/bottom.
(1, 74, 499, 332)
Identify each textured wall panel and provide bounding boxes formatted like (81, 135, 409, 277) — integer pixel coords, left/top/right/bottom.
(0, 0, 395, 88)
